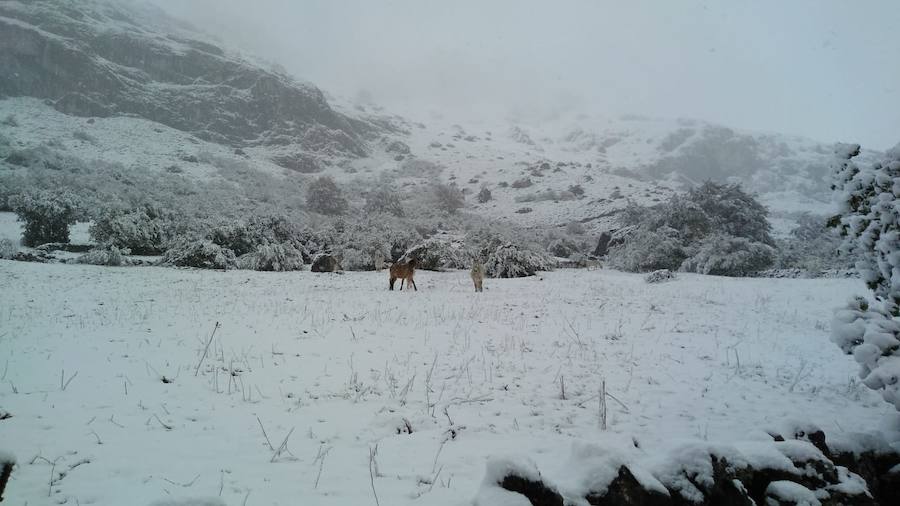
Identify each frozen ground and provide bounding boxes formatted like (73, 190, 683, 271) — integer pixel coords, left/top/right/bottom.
(0, 261, 895, 505)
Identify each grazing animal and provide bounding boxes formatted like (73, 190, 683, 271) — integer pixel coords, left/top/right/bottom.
(471, 261, 485, 292)
(389, 258, 417, 291)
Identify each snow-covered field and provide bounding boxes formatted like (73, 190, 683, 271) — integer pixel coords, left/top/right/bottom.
(0, 261, 892, 505)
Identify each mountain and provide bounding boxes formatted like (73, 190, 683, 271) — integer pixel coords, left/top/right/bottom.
(0, 0, 387, 168)
(0, 0, 877, 238)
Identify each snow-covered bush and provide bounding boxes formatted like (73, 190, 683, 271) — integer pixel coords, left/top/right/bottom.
(306, 176, 348, 216)
(432, 183, 465, 214)
(681, 234, 775, 276)
(76, 245, 128, 266)
(476, 186, 492, 203)
(209, 215, 307, 259)
(606, 226, 687, 273)
(606, 182, 773, 275)
(775, 213, 850, 271)
(161, 240, 236, 270)
(8, 190, 83, 246)
(363, 188, 405, 217)
(0, 238, 16, 259)
(484, 242, 555, 278)
(645, 269, 676, 283)
(403, 238, 473, 271)
(830, 142, 900, 411)
(237, 243, 304, 271)
(90, 205, 178, 255)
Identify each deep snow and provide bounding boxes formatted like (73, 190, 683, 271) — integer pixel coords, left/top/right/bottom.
(0, 261, 894, 505)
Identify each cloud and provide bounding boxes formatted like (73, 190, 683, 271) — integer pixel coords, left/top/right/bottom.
(150, 0, 900, 149)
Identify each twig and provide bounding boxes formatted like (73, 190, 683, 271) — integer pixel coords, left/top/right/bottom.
(369, 445, 380, 506)
(599, 380, 607, 430)
(256, 417, 275, 451)
(60, 370, 78, 391)
(270, 427, 295, 463)
(162, 473, 200, 487)
(153, 414, 173, 430)
(195, 322, 220, 376)
(313, 444, 331, 489)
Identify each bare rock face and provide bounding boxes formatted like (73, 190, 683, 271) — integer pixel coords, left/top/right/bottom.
(0, 0, 372, 157)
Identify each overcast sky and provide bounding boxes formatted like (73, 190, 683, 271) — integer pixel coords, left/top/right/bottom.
(152, 0, 900, 149)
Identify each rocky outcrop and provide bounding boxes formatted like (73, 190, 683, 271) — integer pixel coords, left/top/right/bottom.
(478, 429, 899, 506)
(0, 0, 373, 157)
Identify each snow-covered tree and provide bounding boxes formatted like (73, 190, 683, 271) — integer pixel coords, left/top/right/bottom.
(8, 190, 83, 246)
(606, 226, 687, 273)
(306, 176, 348, 216)
(830, 142, 900, 411)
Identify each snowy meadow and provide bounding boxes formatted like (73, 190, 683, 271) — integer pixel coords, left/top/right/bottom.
(0, 261, 889, 505)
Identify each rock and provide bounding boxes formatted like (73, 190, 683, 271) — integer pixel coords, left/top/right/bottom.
(499, 475, 564, 506)
(585, 466, 670, 506)
(311, 253, 340, 272)
(593, 232, 613, 257)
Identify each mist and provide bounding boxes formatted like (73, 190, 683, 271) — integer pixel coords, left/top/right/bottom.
(152, 0, 899, 149)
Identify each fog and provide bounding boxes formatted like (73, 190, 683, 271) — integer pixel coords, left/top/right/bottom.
(152, 0, 900, 149)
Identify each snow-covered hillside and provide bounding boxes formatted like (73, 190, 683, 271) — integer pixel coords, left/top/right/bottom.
(0, 261, 892, 505)
(0, 0, 880, 239)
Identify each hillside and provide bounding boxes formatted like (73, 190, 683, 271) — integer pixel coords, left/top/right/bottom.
(0, 0, 878, 241)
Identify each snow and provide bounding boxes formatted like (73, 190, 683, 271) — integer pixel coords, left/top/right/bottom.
(765, 480, 821, 506)
(0, 261, 895, 505)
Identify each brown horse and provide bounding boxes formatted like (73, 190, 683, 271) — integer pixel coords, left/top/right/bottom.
(389, 258, 417, 291)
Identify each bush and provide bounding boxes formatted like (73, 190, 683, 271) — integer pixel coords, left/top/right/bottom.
(607, 227, 687, 273)
(606, 182, 773, 275)
(76, 245, 128, 266)
(161, 240, 236, 269)
(830, 142, 900, 411)
(680, 234, 774, 276)
(432, 183, 465, 214)
(306, 176, 348, 216)
(8, 190, 83, 246)
(237, 243, 304, 271)
(484, 242, 554, 278)
(364, 188, 405, 217)
(645, 269, 676, 283)
(90, 205, 179, 255)
(0, 238, 16, 259)
(209, 215, 307, 258)
(402, 238, 473, 271)
(477, 186, 492, 203)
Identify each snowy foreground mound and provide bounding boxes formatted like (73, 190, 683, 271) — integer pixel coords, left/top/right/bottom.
(0, 262, 896, 505)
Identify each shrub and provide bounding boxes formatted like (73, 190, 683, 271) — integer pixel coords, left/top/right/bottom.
(209, 215, 307, 258)
(161, 240, 236, 269)
(680, 234, 775, 276)
(364, 188, 405, 217)
(606, 226, 687, 273)
(90, 206, 178, 255)
(432, 183, 465, 214)
(403, 238, 473, 271)
(8, 190, 83, 246)
(76, 246, 128, 266)
(830, 142, 900, 411)
(237, 243, 304, 271)
(484, 242, 554, 278)
(476, 186, 492, 203)
(566, 221, 586, 235)
(511, 177, 533, 189)
(306, 176, 348, 215)
(0, 238, 16, 259)
(645, 269, 676, 283)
